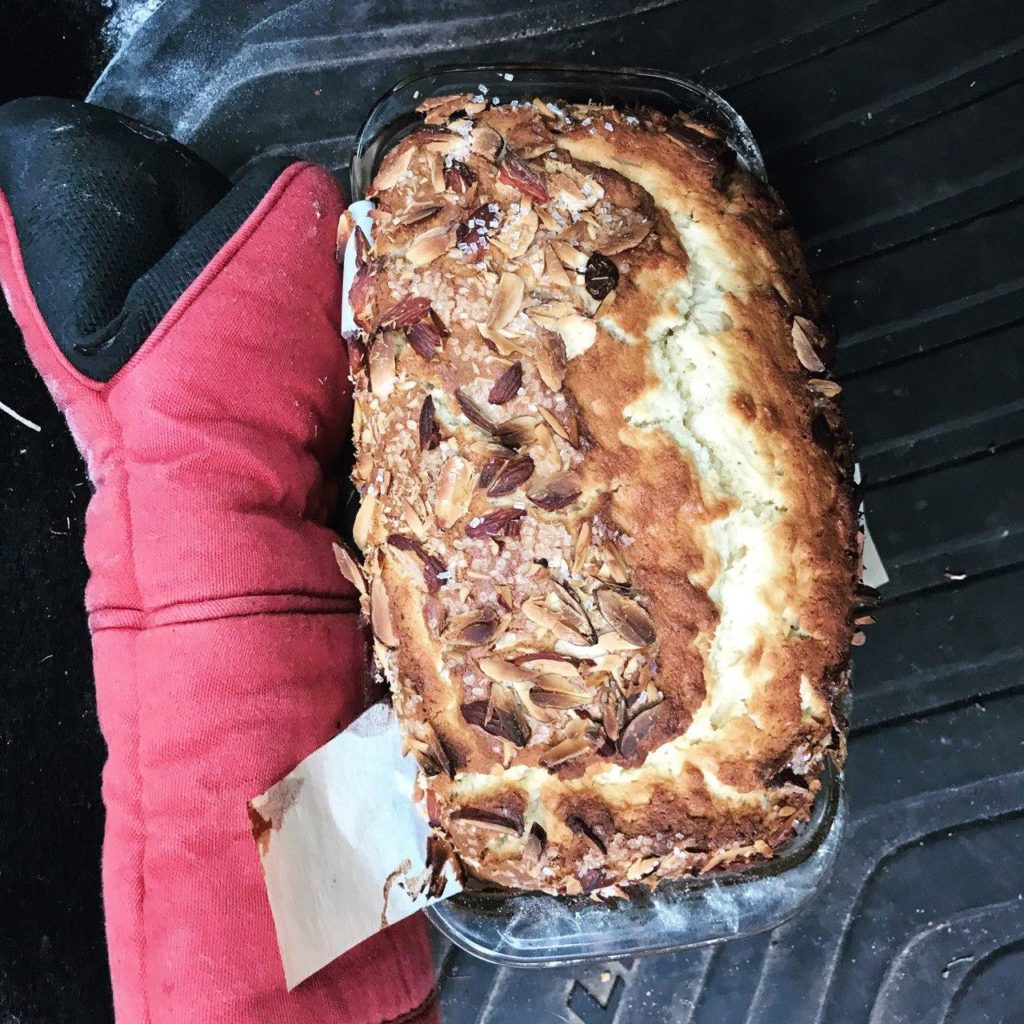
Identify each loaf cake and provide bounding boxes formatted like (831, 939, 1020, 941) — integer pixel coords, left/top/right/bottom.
(337, 93, 860, 897)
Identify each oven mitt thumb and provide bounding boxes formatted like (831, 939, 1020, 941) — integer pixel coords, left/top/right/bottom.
(0, 98, 436, 1024)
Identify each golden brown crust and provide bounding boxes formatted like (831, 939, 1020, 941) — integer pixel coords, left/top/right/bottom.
(343, 95, 858, 896)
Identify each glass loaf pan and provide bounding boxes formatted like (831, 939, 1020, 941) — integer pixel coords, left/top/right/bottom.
(349, 63, 843, 967)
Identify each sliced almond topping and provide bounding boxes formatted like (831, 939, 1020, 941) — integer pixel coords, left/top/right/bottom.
(370, 577, 398, 648)
(528, 472, 582, 511)
(807, 378, 842, 398)
(534, 329, 567, 392)
(493, 209, 538, 259)
(378, 295, 432, 330)
(535, 407, 568, 448)
(332, 542, 366, 596)
(792, 316, 826, 372)
(530, 674, 592, 709)
(497, 152, 549, 203)
(370, 144, 414, 192)
(488, 361, 523, 405)
(551, 240, 587, 272)
(618, 700, 669, 759)
(444, 160, 476, 195)
(488, 684, 532, 746)
(336, 208, 355, 262)
(471, 124, 505, 162)
(352, 491, 377, 551)
(523, 594, 590, 645)
(418, 394, 439, 451)
(487, 454, 535, 497)
(478, 323, 523, 357)
(478, 658, 534, 684)
(514, 656, 583, 679)
(554, 314, 597, 360)
(599, 217, 652, 255)
(522, 822, 547, 865)
(450, 806, 524, 837)
(407, 321, 442, 360)
(465, 506, 526, 538)
(402, 500, 425, 535)
(445, 608, 503, 648)
(596, 541, 631, 585)
(427, 151, 446, 193)
(540, 735, 590, 768)
(494, 415, 539, 450)
(406, 225, 455, 267)
(435, 457, 477, 529)
(573, 520, 593, 575)
(487, 272, 526, 331)
(625, 857, 660, 881)
(368, 330, 398, 397)
(597, 589, 656, 648)
(601, 684, 626, 743)
(418, 93, 483, 123)
(391, 201, 443, 227)
(542, 244, 574, 291)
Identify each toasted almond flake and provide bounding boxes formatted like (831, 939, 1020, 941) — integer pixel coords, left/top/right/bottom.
(450, 806, 523, 837)
(488, 683, 532, 745)
(391, 201, 443, 227)
(618, 700, 669, 758)
(445, 608, 504, 648)
(427, 151, 446, 192)
(551, 240, 587, 272)
(777, 805, 797, 818)
(488, 361, 523, 405)
(599, 217, 652, 255)
(403, 500, 425, 534)
(471, 124, 505, 162)
(594, 288, 617, 319)
(494, 208, 538, 259)
(530, 674, 591, 709)
(538, 405, 570, 442)
(516, 657, 583, 679)
(523, 596, 590, 645)
(478, 657, 534, 685)
(336, 209, 355, 261)
(528, 472, 582, 511)
(370, 577, 398, 647)
(435, 457, 477, 529)
(332, 542, 366, 596)
(406, 225, 456, 266)
(352, 491, 377, 551)
(807, 378, 842, 397)
(792, 316, 826, 372)
(554, 314, 598, 360)
(540, 735, 590, 767)
(368, 331, 397, 397)
(419, 93, 482, 123)
(541, 243, 574, 291)
(597, 590, 656, 648)
(370, 144, 414, 192)
(486, 453, 534, 496)
(533, 329, 567, 392)
(487, 272, 526, 330)
(625, 857, 660, 881)
(597, 541, 631, 585)
(573, 520, 592, 574)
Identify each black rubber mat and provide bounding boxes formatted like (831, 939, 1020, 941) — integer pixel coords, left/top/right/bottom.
(66, 2, 1024, 1021)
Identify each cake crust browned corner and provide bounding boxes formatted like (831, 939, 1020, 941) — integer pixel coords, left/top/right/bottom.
(336, 90, 864, 898)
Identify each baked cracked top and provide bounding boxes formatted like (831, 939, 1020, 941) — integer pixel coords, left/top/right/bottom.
(339, 92, 859, 897)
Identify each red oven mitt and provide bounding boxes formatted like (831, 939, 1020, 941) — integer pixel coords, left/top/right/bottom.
(0, 98, 436, 1024)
